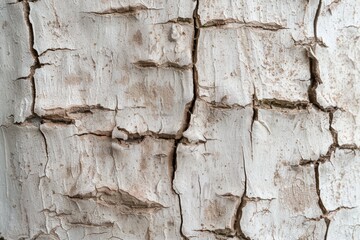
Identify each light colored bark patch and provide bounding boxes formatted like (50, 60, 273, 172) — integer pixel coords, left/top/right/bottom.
(0, 3, 33, 124)
(197, 27, 310, 106)
(332, 110, 360, 146)
(31, 0, 194, 135)
(174, 100, 252, 238)
(242, 108, 332, 239)
(34, 124, 182, 239)
(319, 149, 360, 239)
(316, 1, 360, 111)
(0, 124, 47, 239)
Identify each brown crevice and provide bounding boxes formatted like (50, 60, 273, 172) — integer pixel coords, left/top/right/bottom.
(249, 90, 259, 155)
(309, 2, 335, 236)
(42, 115, 75, 124)
(16, 115, 75, 126)
(15, 63, 52, 81)
(156, 17, 193, 25)
(68, 222, 115, 228)
(22, 0, 40, 116)
(39, 48, 75, 57)
(292, 37, 328, 48)
(66, 187, 165, 211)
(313, 0, 322, 41)
(39, 127, 49, 177)
(314, 162, 330, 240)
(244, 196, 275, 202)
(195, 228, 236, 238)
(339, 144, 360, 150)
(113, 136, 146, 145)
(45, 104, 115, 115)
(206, 100, 246, 109)
(73, 131, 112, 138)
(202, 19, 287, 31)
(328, 205, 356, 215)
(307, 0, 339, 113)
(257, 99, 309, 110)
(232, 90, 258, 240)
(133, 60, 193, 70)
(115, 128, 177, 141)
(170, 1, 200, 239)
(233, 150, 251, 240)
(328, 111, 339, 154)
(41, 209, 72, 217)
(19, 104, 116, 125)
(83, 4, 161, 16)
(11, 0, 39, 3)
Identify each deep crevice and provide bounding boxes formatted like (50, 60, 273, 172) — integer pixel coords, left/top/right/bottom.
(39, 128, 49, 177)
(232, 92, 257, 240)
(84, 4, 160, 16)
(309, 3, 334, 235)
(201, 19, 287, 31)
(195, 228, 235, 238)
(115, 127, 176, 141)
(39, 48, 74, 57)
(257, 98, 309, 110)
(73, 131, 113, 138)
(233, 151, 251, 240)
(307, 0, 338, 113)
(314, 162, 330, 240)
(22, 0, 40, 116)
(133, 60, 192, 70)
(170, 1, 200, 239)
(313, 0, 322, 41)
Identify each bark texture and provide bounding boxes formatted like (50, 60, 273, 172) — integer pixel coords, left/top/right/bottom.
(1, 0, 360, 239)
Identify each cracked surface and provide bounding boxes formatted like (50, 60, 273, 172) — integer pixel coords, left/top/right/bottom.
(1, 0, 360, 239)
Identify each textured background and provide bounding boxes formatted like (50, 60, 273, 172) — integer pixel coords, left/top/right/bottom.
(1, 0, 360, 239)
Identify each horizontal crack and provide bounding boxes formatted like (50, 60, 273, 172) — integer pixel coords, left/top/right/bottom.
(202, 19, 287, 31)
(83, 4, 161, 16)
(68, 222, 114, 228)
(39, 48, 75, 57)
(257, 99, 309, 110)
(195, 228, 235, 238)
(114, 128, 177, 141)
(72, 131, 112, 138)
(133, 60, 192, 70)
(66, 187, 165, 210)
(156, 17, 193, 25)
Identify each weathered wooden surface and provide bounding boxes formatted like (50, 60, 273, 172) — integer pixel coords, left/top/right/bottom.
(1, 0, 360, 239)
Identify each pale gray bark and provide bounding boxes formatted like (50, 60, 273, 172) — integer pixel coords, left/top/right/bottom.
(1, 0, 360, 239)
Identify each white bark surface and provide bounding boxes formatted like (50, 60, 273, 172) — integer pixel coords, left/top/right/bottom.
(1, 0, 360, 239)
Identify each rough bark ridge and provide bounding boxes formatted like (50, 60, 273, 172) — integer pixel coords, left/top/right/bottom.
(1, 0, 360, 239)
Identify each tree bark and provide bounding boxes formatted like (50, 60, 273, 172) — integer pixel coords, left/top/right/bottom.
(1, 0, 359, 239)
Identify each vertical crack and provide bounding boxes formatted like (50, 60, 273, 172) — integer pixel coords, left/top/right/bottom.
(233, 151, 251, 240)
(314, 162, 330, 240)
(22, 1, 51, 183)
(170, 142, 189, 240)
(232, 92, 258, 240)
(313, 0, 322, 41)
(307, 0, 325, 110)
(309, 2, 331, 239)
(39, 127, 49, 177)
(22, 0, 40, 116)
(307, 0, 337, 113)
(251, 89, 259, 131)
(232, 89, 258, 240)
(171, 1, 200, 239)
(326, 111, 339, 160)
